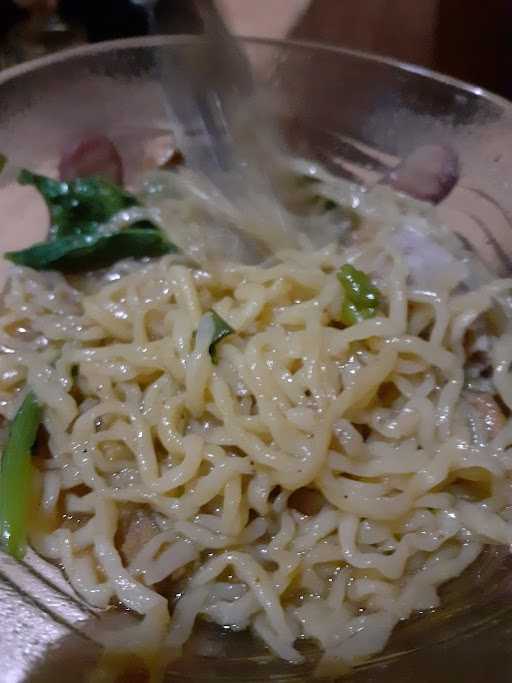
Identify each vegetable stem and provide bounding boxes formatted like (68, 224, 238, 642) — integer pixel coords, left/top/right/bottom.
(0, 392, 42, 560)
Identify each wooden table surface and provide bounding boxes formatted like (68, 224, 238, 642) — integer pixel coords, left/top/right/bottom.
(222, 0, 511, 98)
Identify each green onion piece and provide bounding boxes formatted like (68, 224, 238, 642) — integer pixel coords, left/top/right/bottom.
(0, 392, 42, 560)
(197, 311, 234, 364)
(208, 311, 234, 363)
(296, 174, 361, 226)
(337, 264, 381, 326)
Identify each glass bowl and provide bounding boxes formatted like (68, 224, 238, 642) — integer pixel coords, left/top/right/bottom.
(0, 36, 511, 683)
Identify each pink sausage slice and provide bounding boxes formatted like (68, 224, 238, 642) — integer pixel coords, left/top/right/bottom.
(386, 144, 459, 204)
(59, 135, 124, 184)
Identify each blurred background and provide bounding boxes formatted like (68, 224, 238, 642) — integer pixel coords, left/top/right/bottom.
(1, 0, 511, 98)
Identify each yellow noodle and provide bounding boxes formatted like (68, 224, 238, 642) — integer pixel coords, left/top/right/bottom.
(0, 166, 511, 675)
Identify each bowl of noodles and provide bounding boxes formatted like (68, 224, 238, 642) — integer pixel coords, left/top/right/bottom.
(0, 36, 512, 683)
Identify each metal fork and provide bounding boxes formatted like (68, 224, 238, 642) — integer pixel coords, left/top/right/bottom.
(142, 0, 294, 248)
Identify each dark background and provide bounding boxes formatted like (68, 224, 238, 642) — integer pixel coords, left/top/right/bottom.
(292, 0, 512, 98)
(2, 0, 512, 99)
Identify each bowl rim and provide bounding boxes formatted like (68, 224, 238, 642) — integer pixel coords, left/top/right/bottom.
(0, 33, 511, 114)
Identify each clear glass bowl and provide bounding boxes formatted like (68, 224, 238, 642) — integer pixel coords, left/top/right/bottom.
(0, 36, 511, 683)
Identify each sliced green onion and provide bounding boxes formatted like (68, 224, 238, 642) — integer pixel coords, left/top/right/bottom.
(196, 311, 234, 364)
(296, 174, 361, 226)
(337, 264, 381, 326)
(0, 392, 42, 559)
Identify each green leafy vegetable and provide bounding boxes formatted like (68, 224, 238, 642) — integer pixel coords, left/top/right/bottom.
(0, 392, 42, 560)
(6, 225, 175, 272)
(197, 311, 234, 364)
(18, 170, 148, 239)
(6, 170, 176, 271)
(337, 264, 380, 326)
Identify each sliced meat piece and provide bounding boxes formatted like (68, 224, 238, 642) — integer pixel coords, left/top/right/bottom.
(465, 392, 507, 445)
(386, 144, 459, 204)
(117, 506, 160, 565)
(59, 135, 123, 184)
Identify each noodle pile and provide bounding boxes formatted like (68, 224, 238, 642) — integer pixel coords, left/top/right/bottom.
(1, 164, 512, 672)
